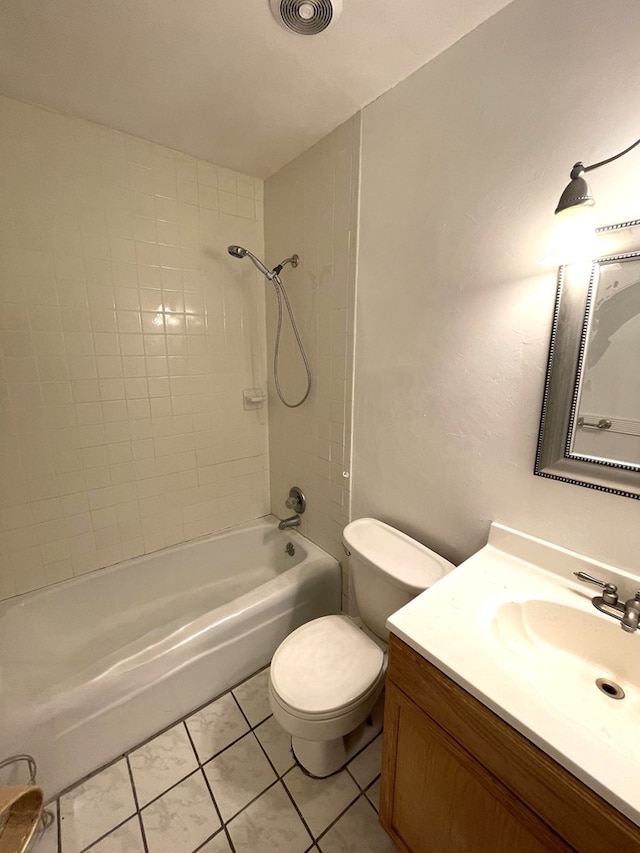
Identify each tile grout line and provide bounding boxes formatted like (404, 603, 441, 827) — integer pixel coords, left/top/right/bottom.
(76, 812, 138, 853)
(190, 826, 232, 853)
(122, 706, 255, 816)
(363, 772, 381, 806)
(52, 750, 128, 804)
(222, 688, 318, 850)
(309, 789, 363, 846)
(56, 798, 61, 853)
(235, 693, 318, 848)
(125, 753, 149, 853)
(225, 770, 282, 822)
(271, 773, 316, 850)
(360, 789, 381, 817)
(192, 703, 377, 848)
(195, 685, 315, 850)
(182, 720, 236, 853)
(228, 684, 268, 733)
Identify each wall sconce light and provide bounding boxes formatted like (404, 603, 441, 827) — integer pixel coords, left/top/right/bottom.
(546, 135, 640, 264)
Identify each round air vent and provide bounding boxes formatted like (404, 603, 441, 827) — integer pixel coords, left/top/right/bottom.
(269, 0, 342, 35)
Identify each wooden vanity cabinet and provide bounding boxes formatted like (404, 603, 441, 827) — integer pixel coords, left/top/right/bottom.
(380, 634, 640, 853)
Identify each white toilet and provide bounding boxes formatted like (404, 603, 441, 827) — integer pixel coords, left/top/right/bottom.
(268, 517, 455, 777)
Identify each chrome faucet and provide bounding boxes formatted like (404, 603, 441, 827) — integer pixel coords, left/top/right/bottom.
(278, 515, 301, 531)
(574, 572, 640, 633)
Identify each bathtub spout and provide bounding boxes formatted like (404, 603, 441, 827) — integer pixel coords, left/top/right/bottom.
(278, 515, 301, 531)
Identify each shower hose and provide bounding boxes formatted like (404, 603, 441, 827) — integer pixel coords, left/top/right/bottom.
(272, 272, 312, 408)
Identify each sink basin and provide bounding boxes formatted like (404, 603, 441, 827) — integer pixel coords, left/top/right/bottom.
(492, 599, 640, 759)
(387, 522, 640, 827)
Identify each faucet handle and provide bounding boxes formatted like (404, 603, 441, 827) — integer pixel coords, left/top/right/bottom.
(621, 594, 640, 633)
(573, 572, 619, 605)
(624, 591, 640, 611)
(285, 486, 306, 514)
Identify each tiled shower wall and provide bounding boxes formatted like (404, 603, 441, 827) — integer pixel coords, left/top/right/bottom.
(264, 115, 360, 610)
(0, 96, 269, 601)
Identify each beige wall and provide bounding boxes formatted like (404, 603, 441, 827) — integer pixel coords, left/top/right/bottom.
(265, 116, 360, 610)
(9, 0, 637, 609)
(0, 97, 269, 600)
(353, 0, 640, 570)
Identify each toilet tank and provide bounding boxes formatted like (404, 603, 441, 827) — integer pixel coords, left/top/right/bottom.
(343, 518, 455, 641)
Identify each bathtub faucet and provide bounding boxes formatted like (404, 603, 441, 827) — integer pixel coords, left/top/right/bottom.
(278, 514, 301, 531)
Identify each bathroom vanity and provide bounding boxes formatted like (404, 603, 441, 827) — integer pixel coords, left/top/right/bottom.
(380, 523, 640, 853)
(380, 634, 639, 852)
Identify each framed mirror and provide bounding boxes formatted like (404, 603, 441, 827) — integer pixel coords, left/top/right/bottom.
(535, 219, 640, 500)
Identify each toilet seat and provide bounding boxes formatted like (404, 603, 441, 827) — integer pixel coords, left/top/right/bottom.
(269, 615, 385, 717)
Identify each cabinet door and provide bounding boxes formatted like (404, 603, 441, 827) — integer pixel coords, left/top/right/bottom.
(380, 681, 574, 853)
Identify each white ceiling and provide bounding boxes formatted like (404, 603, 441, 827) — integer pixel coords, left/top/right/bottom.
(0, 0, 513, 179)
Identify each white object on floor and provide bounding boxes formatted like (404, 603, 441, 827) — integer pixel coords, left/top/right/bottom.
(269, 517, 455, 777)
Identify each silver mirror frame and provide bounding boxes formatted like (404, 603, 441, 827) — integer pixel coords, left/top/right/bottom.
(534, 218, 640, 500)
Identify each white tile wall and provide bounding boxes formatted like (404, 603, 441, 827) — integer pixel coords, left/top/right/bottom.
(264, 115, 360, 612)
(0, 96, 269, 600)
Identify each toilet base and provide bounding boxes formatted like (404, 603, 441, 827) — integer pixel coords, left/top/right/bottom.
(291, 692, 385, 778)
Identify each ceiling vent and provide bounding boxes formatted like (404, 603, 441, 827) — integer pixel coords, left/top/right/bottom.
(269, 0, 342, 35)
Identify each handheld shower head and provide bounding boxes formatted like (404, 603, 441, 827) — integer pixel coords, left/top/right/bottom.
(227, 242, 311, 408)
(227, 245, 273, 279)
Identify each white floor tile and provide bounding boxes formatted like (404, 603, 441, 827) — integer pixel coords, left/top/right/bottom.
(43, 667, 384, 853)
(129, 723, 198, 807)
(227, 782, 313, 853)
(196, 829, 233, 852)
(85, 816, 145, 853)
(186, 693, 250, 764)
(232, 668, 272, 726)
(283, 766, 360, 838)
(365, 778, 381, 812)
(317, 797, 395, 853)
(347, 736, 382, 788)
(254, 715, 295, 776)
(59, 760, 136, 853)
(141, 771, 220, 853)
(203, 733, 277, 822)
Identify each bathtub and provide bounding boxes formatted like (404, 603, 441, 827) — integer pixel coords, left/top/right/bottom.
(0, 516, 341, 797)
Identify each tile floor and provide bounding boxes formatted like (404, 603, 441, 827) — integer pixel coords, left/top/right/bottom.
(29, 668, 395, 853)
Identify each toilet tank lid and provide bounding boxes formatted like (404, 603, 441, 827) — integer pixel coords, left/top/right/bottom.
(343, 518, 455, 591)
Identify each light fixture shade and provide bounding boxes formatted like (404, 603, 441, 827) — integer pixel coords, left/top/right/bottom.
(547, 137, 640, 265)
(554, 173, 594, 214)
(544, 204, 597, 265)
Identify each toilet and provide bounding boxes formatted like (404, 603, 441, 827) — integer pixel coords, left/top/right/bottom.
(268, 517, 455, 777)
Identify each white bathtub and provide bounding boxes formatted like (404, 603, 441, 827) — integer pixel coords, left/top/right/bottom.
(0, 516, 341, 797)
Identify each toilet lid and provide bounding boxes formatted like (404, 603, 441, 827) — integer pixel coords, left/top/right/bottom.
(270, 615, 385, 715)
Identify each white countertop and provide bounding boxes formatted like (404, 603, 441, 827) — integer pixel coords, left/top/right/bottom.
(387, 522, 640, 827)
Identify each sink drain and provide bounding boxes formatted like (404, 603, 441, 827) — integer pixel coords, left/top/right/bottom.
(596, 678, 625, 700)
